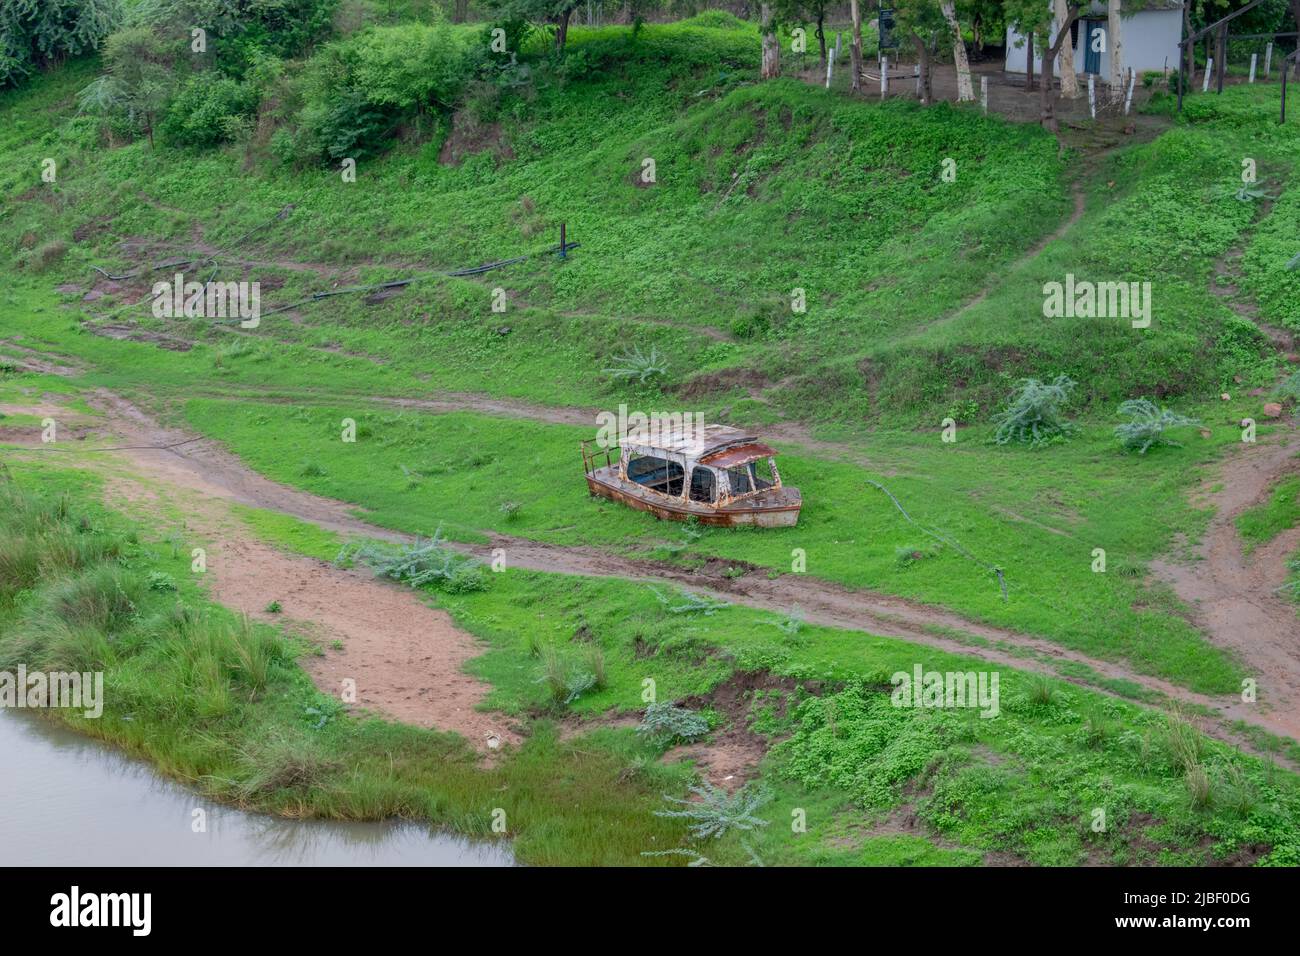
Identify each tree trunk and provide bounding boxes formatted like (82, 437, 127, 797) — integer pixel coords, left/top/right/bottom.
(1182, 3, 1195, 82)
(1040, 13, 1078, 130)
(850, 0, 863, 93)
(555, 9, 570, 52)
(1026, 32, 1035, 90)
(817, 15, 827, 69)
(913, 32, 932, 105)
(941, 0, 974, 101)
(1215, 24, 1226, 91)
(1056, 0, 1080, 97)
(760, 4, 780, 79)
(1107, 0, 1124, 94)
(453, 0, 468, 23)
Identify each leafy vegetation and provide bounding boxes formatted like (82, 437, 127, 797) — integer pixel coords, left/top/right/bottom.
(1114, 399, 1201, 455)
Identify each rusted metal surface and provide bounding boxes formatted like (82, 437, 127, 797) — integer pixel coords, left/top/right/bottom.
(583, 464, 800, 527)
(698, 441, 779, 469)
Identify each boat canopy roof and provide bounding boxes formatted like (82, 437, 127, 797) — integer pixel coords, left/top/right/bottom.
(699, 441, 779, 469)
(622, 423, 764, 461)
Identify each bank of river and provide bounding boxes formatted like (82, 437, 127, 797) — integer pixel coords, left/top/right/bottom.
(0, 710, 513, 866)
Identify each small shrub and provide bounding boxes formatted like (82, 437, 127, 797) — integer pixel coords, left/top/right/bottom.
(264, 600, 282, 613)
(1115, 399, 1200, 454)
(339, 530, 487, 593)
(587, 645, 607, 690)
(1027, 674, 1056, 707)
(1185, 763, 1212, 809)
(535, 645, 595, 706)
(1273, 370, 1300, 404)
(146, 570, 177, 592)
(653, 783, 771, 840)
(604, 345, 668, 385)
(637, 702, 710, 744)
(991, 376, 1077, 446)
(300, 461, 327, 477)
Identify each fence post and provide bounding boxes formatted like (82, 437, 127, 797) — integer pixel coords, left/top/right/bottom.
(1203, 57, 1213, 92)
(914, 63, 920, 98)
(1265, 42, 1273, 79)
(825, 47, 835, 89)
(1249, 53, 1257, 83)
(980, 75, 988, 114)
(881, 55, 888, 98)
(835, 31, 842, 60)
(1124, 67, 1136, 114)
(1088, 73, 1096, 119)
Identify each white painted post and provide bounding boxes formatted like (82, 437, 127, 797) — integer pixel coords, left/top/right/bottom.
(1265, 42, 1274, 79)
(1124, 67, 1136, 114)
(1203, 57, 1213, 92)
(1250, 53, 1257, 83)
(881, 55, 888, 97)
(914, 64, 921, 98)
(825, 47, 835, 89)
(1088, 73, 1096, 119)
(980, 75, 988, 114)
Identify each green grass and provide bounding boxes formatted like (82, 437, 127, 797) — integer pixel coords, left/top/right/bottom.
(179, 396, 1245, 694)
(1236, 475, 1300, 552)
(6, 458, 1300, 866)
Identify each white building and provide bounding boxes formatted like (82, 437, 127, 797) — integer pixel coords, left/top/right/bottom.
(1005, 2, 1184, 78)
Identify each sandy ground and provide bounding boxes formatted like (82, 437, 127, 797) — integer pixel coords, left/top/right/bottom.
(1, 393, 520, 753)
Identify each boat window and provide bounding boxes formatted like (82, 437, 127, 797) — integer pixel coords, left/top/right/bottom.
(751, 458, 777, 491)
(727, 465, 752, 496)
(689, 467, 716, 504)
(626, 453, 684, 497)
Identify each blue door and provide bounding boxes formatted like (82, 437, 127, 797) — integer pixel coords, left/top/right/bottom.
(1084, 21, 1102, 75)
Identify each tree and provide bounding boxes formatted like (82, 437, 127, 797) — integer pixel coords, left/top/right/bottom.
(485, 0, 583, 53)
(760, 3, 780, 78)
(1054, 0, 1079, 97)
(0, 0, 122, 88)
(1006, 0, 1082, 129)
(849, 0, 863, 93)
(894, 0, 946, 104)
(78, 25, 177, 146)
(1107, 0, 1124, 93)
(940, 0, 973, 101)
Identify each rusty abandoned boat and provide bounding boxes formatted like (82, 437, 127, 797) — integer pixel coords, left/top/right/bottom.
(581, 423, 801, 527)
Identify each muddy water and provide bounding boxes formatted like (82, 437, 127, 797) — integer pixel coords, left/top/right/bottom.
(0, 711, 513, 866)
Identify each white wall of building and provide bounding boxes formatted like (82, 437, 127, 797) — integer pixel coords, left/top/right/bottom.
(1006, 9, 1182, 77)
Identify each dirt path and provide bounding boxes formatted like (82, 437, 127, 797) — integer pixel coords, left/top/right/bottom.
(1, 395, 518, 753)
(4, 388, 1288, 764)
(1152, 425, 1300, 740)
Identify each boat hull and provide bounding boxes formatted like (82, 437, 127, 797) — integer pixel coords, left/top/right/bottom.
(585, 469, 800, 527)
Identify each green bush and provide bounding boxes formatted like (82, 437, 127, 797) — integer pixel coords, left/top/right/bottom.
(990, 376, 1078, 446)
(285, 22, 473, 163)
(0, 0, 121, 89)
(160, 73, 260, 146)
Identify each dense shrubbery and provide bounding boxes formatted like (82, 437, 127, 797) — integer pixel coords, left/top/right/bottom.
(272, 22, 475, 162)
(159, 72, 262, 146)
(0, 0, 121, 88)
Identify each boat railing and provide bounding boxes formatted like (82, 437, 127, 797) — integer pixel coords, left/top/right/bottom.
(580, 438, 615, 477)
